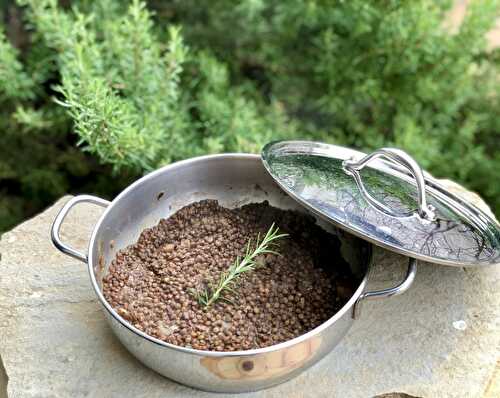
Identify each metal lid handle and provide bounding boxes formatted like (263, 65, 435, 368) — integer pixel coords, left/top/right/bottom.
(342, 147, 436, 221)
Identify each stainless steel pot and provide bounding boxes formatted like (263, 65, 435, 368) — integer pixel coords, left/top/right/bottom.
(51, 154, 416, 393)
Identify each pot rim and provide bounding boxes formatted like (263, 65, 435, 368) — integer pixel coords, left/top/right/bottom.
(87, 153, 371, 358)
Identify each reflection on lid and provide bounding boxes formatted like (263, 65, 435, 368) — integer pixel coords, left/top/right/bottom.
(267, 153, 500, 266)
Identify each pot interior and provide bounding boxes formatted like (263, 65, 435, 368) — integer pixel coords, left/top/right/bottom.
(89, 155, 370, 329)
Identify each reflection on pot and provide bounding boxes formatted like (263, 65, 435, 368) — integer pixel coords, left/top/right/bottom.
(201, 336, 322, 380)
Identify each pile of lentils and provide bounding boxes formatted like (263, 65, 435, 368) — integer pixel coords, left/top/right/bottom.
(103, 200, 358, 351)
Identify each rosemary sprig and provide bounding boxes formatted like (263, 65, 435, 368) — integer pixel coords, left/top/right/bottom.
(190, 223, 288, 308)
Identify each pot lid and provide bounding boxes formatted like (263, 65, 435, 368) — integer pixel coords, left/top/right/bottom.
(261, 140, 500, 267)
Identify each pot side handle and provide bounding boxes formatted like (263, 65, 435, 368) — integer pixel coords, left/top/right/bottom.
(51, 195, 110, 263)
(352, 257, 417, 319)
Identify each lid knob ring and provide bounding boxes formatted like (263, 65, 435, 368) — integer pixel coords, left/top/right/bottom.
(342, 148, 436, 221)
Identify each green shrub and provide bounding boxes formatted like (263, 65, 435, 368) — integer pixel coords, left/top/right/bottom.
(0, 0, 499, 232)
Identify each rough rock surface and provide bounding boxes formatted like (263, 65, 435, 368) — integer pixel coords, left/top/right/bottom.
(0, 187, 499, 398)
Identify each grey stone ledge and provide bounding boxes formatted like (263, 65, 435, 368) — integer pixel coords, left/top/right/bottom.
(0, 186, 498, 398)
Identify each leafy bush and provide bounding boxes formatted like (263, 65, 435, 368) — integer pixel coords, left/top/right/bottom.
(0, 0, 499, 231)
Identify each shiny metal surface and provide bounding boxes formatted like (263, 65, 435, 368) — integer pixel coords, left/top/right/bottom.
(262, 141, 500, 267)
(50, 195, 110, 262)
(51, 154, 416, 393)
(343, 148, 436, 221)
(352, 257, 417, 319)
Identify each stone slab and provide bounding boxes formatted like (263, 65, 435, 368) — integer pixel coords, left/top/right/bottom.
(0, 192, 499, 398)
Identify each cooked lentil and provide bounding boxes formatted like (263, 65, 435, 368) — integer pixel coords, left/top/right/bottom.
(103, 200, 358, 351)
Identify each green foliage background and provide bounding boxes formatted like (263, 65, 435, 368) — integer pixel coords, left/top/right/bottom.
(0, 0, 499, 231)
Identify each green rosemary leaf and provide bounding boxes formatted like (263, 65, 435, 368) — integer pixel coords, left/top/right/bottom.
(192, 223, 288, 308)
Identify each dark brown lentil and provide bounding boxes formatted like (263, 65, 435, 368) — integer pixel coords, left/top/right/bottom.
(103, 200, 358, 351)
